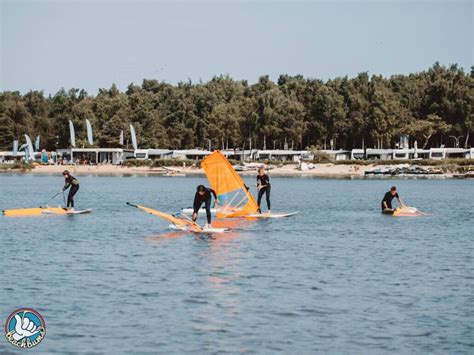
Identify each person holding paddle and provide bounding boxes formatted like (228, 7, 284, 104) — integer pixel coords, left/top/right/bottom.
(256, 167, 271, 214)
(192, 185, 217, 228)
(62, 170, 80, 211)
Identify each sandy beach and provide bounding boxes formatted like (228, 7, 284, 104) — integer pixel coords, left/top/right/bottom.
(2, 163, 458, 178)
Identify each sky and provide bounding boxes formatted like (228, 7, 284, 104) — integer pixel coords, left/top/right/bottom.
(1, 0, 472, 94)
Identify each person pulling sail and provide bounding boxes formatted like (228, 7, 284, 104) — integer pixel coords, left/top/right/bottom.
(62, 170, 80, 210)
(381, 186, 404, 214)
(256, 167, 271, 213)
(192, 185, 217, 228)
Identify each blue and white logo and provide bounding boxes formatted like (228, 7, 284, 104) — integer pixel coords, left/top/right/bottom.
(5, 308, 46, 348)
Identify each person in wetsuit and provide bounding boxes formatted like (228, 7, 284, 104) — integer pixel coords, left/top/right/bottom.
(192, 185, 217, 228)
(62, 170, 80, 210)
(256, 167, 271, 214)
(381, 186, 404, 214)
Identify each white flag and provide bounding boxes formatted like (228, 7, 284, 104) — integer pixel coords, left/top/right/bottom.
(24, 134, 35, 161)
(13, 140, 19, 156)
(69, 120, 76, 147)
(130, 124, 138, 150)
(35, 135, 40, 151)
(86, 119, 94, 145)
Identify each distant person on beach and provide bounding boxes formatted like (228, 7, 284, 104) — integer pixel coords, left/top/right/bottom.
(62, 170, 80, 210)
(256, 167, 271, 214)
(381, 186, 404, 214)
(192, 185, 217, 228)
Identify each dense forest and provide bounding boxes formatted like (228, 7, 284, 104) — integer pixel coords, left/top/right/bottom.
(0, 63, 472, 151)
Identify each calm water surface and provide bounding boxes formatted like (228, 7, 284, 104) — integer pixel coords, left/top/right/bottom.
(0, 174, 473, 354)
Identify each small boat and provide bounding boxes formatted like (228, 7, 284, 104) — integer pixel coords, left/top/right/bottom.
(233, 165, 249, 172)
(163, 172, 186, 177)
(365, 167, 394, 176)
(163, 167, 185, 177)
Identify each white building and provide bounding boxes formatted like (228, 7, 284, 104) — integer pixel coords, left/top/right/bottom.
(171, 149, 211, 160)
(134, 149, 173, 160)
(255, 150, 306, 161)
(365, 149, 394, 160)
(57, 148, 134, 165)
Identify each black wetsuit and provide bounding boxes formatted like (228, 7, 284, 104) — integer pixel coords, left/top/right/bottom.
(381, 191, 399, 212)
(63, 175, 80, 208)
(193, 188, 217, 224)
(257, 174, 271, 211)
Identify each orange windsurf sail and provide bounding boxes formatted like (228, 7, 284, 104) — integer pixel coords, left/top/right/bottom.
(126, 203, 202, 232)
(201, 151, 258, 218)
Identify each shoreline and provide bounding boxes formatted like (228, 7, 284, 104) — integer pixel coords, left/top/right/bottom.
(0, 163, 465, 179)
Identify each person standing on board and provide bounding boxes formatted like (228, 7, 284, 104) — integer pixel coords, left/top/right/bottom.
(62, 170, 80, 211)
(381, 186, 404, 214)
(192, 185, 217, 228)
(256, 167, 271, 214)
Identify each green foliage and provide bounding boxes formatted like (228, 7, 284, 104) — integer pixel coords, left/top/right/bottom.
(0, 162, 34, 171)
(121, 159, 152, 167)
(0, 64, 472, 151)
(312, 151, 333, 163)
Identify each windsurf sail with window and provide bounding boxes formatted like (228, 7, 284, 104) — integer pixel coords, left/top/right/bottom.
(201, 151, 259, 218)
(24, 135, 35, 161)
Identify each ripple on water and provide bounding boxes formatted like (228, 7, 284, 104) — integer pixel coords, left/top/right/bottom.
(0, 175, 473, 353)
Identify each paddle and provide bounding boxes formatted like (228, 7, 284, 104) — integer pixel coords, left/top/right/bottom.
(40, 191, 63, 207)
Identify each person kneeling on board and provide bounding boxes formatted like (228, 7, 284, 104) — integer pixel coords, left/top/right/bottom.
(62, 170, 80, 211)
(256, 167, 271, 214)
(381, 186, 404, 214)
(192, 185, 217, 228)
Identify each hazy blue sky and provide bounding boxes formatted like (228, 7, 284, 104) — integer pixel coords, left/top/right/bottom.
(1, 0, 472, 94)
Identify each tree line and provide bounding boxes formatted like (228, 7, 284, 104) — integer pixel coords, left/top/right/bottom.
(0, 63, 472, 151)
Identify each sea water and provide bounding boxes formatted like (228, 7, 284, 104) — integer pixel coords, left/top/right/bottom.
(0, 174, 472, 353)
